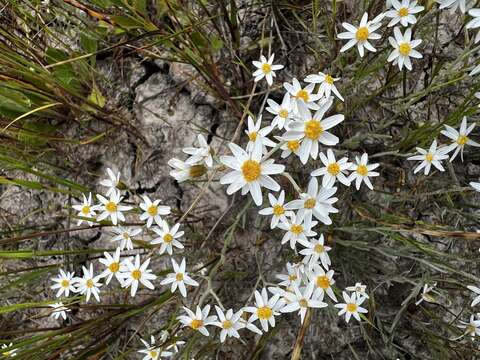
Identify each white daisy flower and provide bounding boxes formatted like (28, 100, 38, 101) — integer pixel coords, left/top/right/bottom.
(334, 291, 368, 323)
(211, 306, 245, 342)
(245, 115, 276, 154)
(415, 283, 437, 305)
(252, 53, 284, 86)
(151, 221, 184, 255)
(441, 116, 480, 161)
(276, 262, 304, 288)
(308, 264, 337, 302)
(111, 226, 142, 251)
(467, 285, 480, 307)
(283, 99, 344, 164)
(347, 153, 380, 190)
(283, 78, 321, 111)
(276, 136, 303, 159)
(96, 191, 132, 225)
(387, 27, 422, 71)
(467, 8, 480, 43)
(437, 0, 469, 13)
(219, 142, 285, 206)
(168, 158, 207, 182)
(75, 263, 102, 303)
(311, 149, 351, 188)
(118, 254, 157, 297)
(183, 134, 214, 168)
(1, 344, 17, 358)
(138, 336, 172, 360)
(407, 139, 450, 175)
(277, 212, 317, 250)
(266, 93, 293, 130)
(160, 257, 199, 297)
(284, 177, 339, 225)
(243, 288, 281, 332)
(72, 193, 97, 226)
(299, 234, 332, 269)
(51, 269, 76, 298)
(177, 305, 217, 336)
(304, 72, 344, 101)
(338, 12, 384, 57)
(345, 283, 369, 299)
(258, 190, 294, 229)
(99, 248, 125, 285)
(385, 0, 424, 27)
(139, 195, 171, 228)
(281, 282, 328, 324)
(99, 167, 121, 197)
(458, 314, 480, 338)
(49, 302, 70, 320)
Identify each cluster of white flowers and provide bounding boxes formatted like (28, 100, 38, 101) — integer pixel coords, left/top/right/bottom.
(14, 2, 476, 358)
(48, 168, 202, 356)
(407, 117, 480, 177)
(170, 53, 375, 344)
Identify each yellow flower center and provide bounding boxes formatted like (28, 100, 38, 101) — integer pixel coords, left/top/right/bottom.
(457, 135, 468, 145)
(356, 27, 369, 41)
(296, 89, 309, 102)
(316, 275, 330, 289)
(288, 274, 298, 281)
(304, 198, 316, 209)
(346, 303, 358, 312)
(163, 233, 173, 243)
(272, 204, 285, 216)
(131, 269, 142, 280)
(189, 164, 207, 178)
(304, 119, 323, 140)
(105, 201, 117, 213)
(81, 205, 90, 215)
(147, 204, 157, 216)
(314, 244, 324, 253)
(122, 232, 130, 240)
(241, 160, 261, 182)
(262, 63, 271, 73)
(148, 350, 158, 359)
(327, 163, 340, 176)
(175, 273, 184, 281)
(61, 279, 70, 288)
(399, 42, 411, 56)
(190, 319, 203, 329)
(86, 279, 94, 288)
(287, 140, 300, 151)
(248, 131, 258, 141)
(325, 74, 334, 85)
(425, 153, 433, 162)
(357, 164, 368, 176)
(257, 306, 273, 320)
(278, 109, 289, 118)
(398, 7, 409, 17)
(108, 262, 120, 273)
(290, 224, 304, 235)
(222, 320, 233, 329)
(299, 298, 309, 308)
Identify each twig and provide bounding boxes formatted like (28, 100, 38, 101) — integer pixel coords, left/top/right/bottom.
(290, 308, 312, 360)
